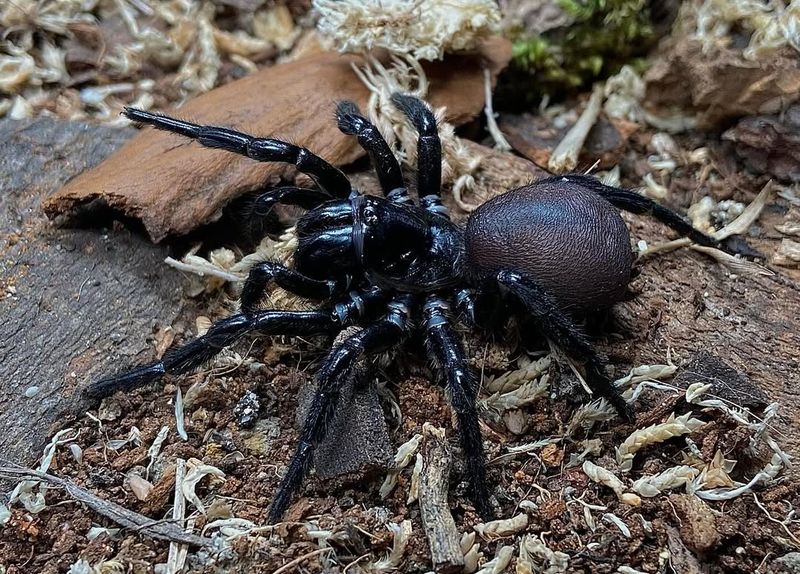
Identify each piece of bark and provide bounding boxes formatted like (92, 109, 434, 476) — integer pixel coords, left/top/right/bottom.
(723, 104, 800, 183)
(668, 494, 720, 555)
(0, 118, 186, 468)
(673, 351, 769, 409)
(418, 424, 464, 574)
(645, 41, 800, 129)
(44, 39, 512, 242)
(295, 327, 394, 479)
(665, 524, 704, 574)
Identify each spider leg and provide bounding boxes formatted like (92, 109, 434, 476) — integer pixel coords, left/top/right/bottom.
(85, 310, 338, 398)
(495, 270, 635, 422)
(424, 295, 492, 518)
(122, 108, 351, 197)
(391, 94, 448, 218)
(251, 186, 333, 216)
(268, 294, 413, 522)
(240, 261, 342, 317)
(335, 101, 410, 205)
(553, 174, 761, 258)
(86, 286, 387, 399)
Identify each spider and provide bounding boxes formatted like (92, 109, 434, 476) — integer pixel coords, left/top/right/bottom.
(84, 94, 753, 522)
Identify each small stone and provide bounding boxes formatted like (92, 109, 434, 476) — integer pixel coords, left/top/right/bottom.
(540, 443, 563, 468)
(24, 386, 40, 398)
(769, 552, 800, 574)
(98, 397, 122, 421)
(233, 390, 261, 429)
(668, 494, 720, 554)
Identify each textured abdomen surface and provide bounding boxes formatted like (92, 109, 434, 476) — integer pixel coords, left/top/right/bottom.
(465, 179, 634, 312)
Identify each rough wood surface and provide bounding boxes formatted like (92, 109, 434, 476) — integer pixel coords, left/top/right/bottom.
(0, 118, 186, 467)
(418, 424, 464, 574)
(43, 40, 512, 242)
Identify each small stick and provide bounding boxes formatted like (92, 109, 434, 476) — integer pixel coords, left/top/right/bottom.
(166, 459, 187, 574)
(548, 84, 604, 173)
(272, 548, 333, 574)
(0, 467, 210, 547)
(418, 424, 464, 574)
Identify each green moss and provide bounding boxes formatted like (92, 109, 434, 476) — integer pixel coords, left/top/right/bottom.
(499, 0, 657, 108)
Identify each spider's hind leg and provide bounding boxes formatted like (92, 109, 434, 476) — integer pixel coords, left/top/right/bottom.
(495, 270, 635, 422)
(558, 174, 762, 258)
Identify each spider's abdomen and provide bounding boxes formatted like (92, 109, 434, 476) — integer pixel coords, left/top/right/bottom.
(465, 179, 634, 312)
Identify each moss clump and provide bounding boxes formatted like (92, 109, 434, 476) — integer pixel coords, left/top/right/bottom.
(498, 0, 659, 109)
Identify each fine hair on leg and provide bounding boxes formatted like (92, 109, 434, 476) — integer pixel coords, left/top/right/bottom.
(122, 108, 351, 196)
(496, 270, 634, 422)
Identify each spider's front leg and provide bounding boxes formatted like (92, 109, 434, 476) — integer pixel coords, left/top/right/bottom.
(122, 108, 352, 196)
(423, 294, 493, 518)
(239, 261, 341, 317)
(494, 270, 635, 422)
(86, 285, 387, 399)
(268, 294, 413, 522)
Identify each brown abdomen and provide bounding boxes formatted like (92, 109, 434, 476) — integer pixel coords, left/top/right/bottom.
(465, 179, 634, 312)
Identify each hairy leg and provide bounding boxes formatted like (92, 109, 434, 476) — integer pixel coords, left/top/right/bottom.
(391, 94, 447, 217)
(336, 101, 410, 204)
(268, 294, 413, 522)
(86, 287, 388, 399)
(424, 295, 492, 518)
(495, 270, 634, 422)
(123, 108, 351, 196)
(240, 261, 341, 317)
(551, 174, 760, 257)
(85, 311, 338, 398)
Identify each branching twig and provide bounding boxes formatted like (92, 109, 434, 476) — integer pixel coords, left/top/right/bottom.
(0, 467, 211, 547)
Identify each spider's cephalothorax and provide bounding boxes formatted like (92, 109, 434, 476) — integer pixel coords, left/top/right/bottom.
(85, 94, 751, 522)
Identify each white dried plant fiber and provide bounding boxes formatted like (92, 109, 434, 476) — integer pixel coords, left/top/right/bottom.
(474, 513, 528, 540)
(616, 412, 705, 472)
(631, 465, 700, 497)
(548, 84, 604, 173)
(517, 534, 570, 574)
(314, 0, 500, 61)
(181, 458, 225, 515)
(582, 461, 641, 506)
(476, 545, 514, 574)
(380, 433, 423, 498)
(485, 355, 551, 394)
(371, 520, 413, 572)
(480, 374, 549, 421)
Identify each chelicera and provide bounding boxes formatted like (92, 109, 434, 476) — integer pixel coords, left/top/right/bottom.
(85, 94, 752, 522)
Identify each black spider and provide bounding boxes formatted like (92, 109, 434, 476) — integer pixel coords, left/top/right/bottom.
(84, 94, 753, 522)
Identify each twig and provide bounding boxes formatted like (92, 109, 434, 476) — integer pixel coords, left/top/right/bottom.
(418, 424, 464, 573)
(0, 467, 210, 547)
(483, 68, 510, 151)
(548, 84, 604, 173)
(272, 548, 333, 574)
(166, 458, 188, 574)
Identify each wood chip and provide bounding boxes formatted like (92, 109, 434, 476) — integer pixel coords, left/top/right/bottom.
(418, 424, 464, 574)
(0, 467, 211, 547)
(44, 41, 511, 241)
